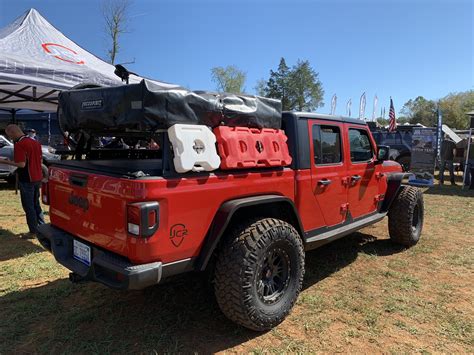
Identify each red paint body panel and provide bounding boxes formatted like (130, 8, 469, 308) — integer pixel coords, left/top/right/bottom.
(308, 120, 349, 226)
(214, 126, 292, 169)
(344, 124, 379, 219)
(49, 168, 295, 264)
(294, 169, 327, 231)
(47, 119, 403, 267)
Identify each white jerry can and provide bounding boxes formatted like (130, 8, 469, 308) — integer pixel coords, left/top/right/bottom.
(168, 124, 221, 173)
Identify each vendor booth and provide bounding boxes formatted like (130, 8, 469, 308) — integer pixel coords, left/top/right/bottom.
(0, 8, 178, 116)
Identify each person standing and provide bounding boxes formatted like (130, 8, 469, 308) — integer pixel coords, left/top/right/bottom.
(0, 124, 44, 238)
(439, 135, 456, 185)
(26, 128, 38, 141)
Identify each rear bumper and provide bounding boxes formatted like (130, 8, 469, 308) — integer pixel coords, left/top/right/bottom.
(36, 224, 162, 290)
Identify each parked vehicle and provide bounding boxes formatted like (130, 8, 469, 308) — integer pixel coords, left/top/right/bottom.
(369, 126, 418, 171)
(37, 112, 424, 331)
(0, 135, 15, 181)
(0, 134, 60, 182)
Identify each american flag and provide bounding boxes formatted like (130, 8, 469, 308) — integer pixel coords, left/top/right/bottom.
(389, 98, 396, 132)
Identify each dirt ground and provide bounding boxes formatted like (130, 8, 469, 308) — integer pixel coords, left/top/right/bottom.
(0, 179, 473, 353)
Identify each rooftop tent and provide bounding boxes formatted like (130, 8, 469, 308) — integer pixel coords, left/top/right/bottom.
(0, 8, 179, 113)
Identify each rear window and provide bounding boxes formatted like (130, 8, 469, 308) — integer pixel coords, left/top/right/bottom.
(313, 125, 342, 165)
(384, 132, 402, 145)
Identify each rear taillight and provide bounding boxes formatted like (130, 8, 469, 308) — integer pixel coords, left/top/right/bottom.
(41, 182, 49, 205)
(127, 202, 159, 237)
(127, 205, 141, 235)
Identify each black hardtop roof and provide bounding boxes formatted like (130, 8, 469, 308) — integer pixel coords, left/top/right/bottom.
(283, 111, 368, 126)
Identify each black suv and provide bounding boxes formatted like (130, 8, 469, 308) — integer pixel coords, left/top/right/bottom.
(370, 127, 414, 171)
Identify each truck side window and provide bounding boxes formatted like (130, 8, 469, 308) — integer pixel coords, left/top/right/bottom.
(313, 125, 342, 165)
(386, 132, 402, 144)
(349, 129, 374, 162)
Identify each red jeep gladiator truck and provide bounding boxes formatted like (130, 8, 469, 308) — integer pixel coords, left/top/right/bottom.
(37, 111, 424, 331)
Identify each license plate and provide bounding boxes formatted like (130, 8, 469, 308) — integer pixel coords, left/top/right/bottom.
(73, 239, 91, 266)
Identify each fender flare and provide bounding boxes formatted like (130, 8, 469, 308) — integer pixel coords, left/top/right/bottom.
(194, 195, 304, 271)
(379, 172, 412, 213)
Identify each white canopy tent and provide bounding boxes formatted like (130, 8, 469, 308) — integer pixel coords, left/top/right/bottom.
(0, 8, 178, 116)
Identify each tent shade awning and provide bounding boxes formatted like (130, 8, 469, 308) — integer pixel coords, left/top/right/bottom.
(0, 8, 179, 112)
(0, 82, 59, 111)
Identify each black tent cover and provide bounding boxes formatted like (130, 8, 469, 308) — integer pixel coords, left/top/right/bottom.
(58, 79, 282, 133)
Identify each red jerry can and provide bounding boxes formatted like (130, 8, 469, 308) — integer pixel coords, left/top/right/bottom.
(213, 126, 292, 169)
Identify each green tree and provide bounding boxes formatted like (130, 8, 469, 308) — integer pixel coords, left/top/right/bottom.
(102, 0, 131, 65)
(263, 58, 292, 110)
(439, 91, 474, 129)
(211, 65, 246, 94)
(288, 60, 324, 111)
(376, 116, 409, 127)
(400, 96, 437, 126)
(260, 58, 324, 111)
(401, 91, 474, 129)
(376, 117, 389, 126)
(254, 78, 267, 97)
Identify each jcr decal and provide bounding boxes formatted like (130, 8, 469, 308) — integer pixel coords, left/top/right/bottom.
(170, 224, 188, 247)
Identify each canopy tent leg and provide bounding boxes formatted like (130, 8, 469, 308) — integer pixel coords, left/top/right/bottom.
(462, 128, 473, 190)
(10, 109, 17, 124)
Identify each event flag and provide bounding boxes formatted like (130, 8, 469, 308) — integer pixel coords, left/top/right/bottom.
(389, 98, 397, 132)
(372, 95, 378, 121)
(359, 92, 366, 120)
(436, 102, 443, 157)
(330, 94, 337, 115)
(347, 99, 352, 117)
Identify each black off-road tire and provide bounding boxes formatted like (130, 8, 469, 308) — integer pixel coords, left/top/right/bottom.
(388, 186, 424, 246)
(214, 218, 305, 331)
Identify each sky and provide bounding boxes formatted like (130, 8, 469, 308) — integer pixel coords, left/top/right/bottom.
(0, 0, 473, 117)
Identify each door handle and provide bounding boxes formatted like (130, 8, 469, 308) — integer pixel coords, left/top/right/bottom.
(351, 175, 362, 182)
(318, 179, 332, 186)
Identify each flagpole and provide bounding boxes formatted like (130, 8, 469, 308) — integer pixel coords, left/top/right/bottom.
(462, 128, 473, 190)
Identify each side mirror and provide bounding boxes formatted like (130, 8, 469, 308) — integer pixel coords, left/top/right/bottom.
(377, 145, 390, 162)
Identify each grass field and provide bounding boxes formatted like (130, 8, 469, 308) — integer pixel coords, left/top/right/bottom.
(0, 180, 473, 353)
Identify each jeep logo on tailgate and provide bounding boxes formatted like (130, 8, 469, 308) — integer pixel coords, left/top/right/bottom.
(69, 193, 89, 211)
(81, 99, 103, 110)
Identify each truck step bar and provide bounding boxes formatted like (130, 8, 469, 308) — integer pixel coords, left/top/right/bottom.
(305, 212, 387, 250)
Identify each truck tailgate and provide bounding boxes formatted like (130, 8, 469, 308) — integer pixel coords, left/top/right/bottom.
(48, 167, 146, 257)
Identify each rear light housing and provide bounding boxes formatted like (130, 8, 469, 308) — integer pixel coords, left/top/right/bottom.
(127, 201, 159, 237)
(41, 182, 49, 205)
